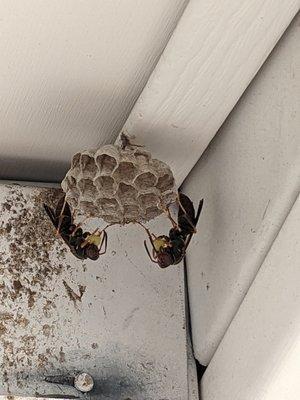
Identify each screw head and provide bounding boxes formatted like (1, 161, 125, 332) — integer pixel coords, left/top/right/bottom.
(74, 372, 94, 393)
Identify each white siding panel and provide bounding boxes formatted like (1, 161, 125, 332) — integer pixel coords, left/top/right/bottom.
(201, 195, 300, 400)
(182, 12, 300, 365)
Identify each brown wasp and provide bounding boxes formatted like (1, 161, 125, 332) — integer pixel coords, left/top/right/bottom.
(43, 197, 107, 260)
(141, 193, 203, 268)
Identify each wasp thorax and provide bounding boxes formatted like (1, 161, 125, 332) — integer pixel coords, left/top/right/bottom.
(61, 141, 176, 224)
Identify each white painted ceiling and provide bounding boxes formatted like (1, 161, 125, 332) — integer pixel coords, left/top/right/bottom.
(0, 1, 298, 188)
(0, 0, 187, 182)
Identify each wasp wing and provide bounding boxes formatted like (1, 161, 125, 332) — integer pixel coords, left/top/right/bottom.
(194, 198, 204, 226)
(178, 192, 195, 220)
(177, 192, 199, 234)
(44, 198, 89, 260)
(182, 198, 204, 251)
(44, 199, 79, 256)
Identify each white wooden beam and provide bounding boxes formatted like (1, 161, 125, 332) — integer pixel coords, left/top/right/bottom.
(121, 0, 299, 185)
(201, 194, 300, 400)
(181, 12, 300, 365)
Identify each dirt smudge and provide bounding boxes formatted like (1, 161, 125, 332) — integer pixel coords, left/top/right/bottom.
(0, 185, 69, 391)
(63, 280, 86, 306)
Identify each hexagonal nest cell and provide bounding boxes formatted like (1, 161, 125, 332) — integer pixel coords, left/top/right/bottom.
(61, 139, 176, 224)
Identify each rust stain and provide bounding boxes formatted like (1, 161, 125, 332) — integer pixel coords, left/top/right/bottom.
(12, 279, 22, 295)
(15, 314, 29, 328)
(37, 353, 49, 369)
(42, 323, 53, 337)
(27, 287, 36, 308)
(20, 335, 36, 356)
(43, 299, 56, 318)
(0, 185, 70, 391)
(0, 322, 7, 336)
(0, 312, 13, 321)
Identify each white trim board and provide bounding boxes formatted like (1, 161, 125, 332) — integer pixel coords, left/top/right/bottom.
(181, 10, 300, 365)
(201, 194, 300, 400)
(120, 0, 299, 186)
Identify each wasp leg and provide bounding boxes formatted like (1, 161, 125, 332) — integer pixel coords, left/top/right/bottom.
(99, 230, 108, 255)
(144, 240, 158, 263)
(157, 200, 179, 230)
(120, 132, 145, 150)
(182, 234, 193, 254)
(56, 196, 67, 235)
(97, 223, 115, 254)
(137, 222, 161, 259)
(137, 222, 158, 242)
(146, 231, 162, 261)
(71, 217, 93, 237)
(165, 205, 179, 229)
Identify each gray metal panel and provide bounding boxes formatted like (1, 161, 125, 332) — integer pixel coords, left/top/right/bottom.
(0, 184, 188, 399)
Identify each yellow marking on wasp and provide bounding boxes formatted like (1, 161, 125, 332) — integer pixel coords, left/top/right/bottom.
(153, 237, 169, 252)
(81, 232, 102, 248)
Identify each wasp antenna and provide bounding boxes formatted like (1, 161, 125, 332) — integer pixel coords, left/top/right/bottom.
(144, 240, 158, 263)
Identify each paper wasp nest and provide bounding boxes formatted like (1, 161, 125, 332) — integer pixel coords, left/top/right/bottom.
(61, 143, 176, 224)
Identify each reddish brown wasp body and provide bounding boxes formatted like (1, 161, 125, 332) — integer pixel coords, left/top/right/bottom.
(44, 197, 107, 261)
(142, 193, 203, 268)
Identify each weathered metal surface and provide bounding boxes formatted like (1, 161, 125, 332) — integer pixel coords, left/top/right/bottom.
(0, 184, 188, 399)
(0, 397, 75, 399)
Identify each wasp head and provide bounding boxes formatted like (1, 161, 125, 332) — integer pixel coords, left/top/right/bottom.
(156, 248, 174, 268)
(85, 244, 100, 260)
